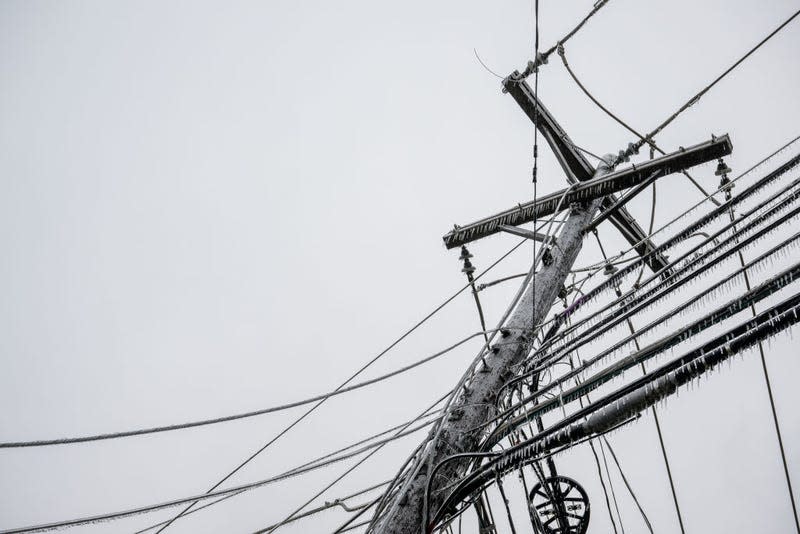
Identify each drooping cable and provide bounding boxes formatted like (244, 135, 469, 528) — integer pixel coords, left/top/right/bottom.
(151, 238, 528, 533)
(599, 435, 625, 534)
(632, 8, 800, 154)
(557, 44, 716, 203)
(537, 170, 800, 371)
(612, 281, 685, 534)
(519, 0, 612, 77)
(132, 407, 444, 533)
(589, 435, 619, 534)
(256, 391, 451, 534)
(0, 332, 493, 449)
(601, 437, 654, 533)
(721, 180, 800, 533)
(433, 293, 800, 519)
(483, 250, 800, 448)
(499, 186, 800, 410)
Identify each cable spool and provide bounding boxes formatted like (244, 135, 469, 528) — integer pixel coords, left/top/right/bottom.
(529, 476, 590, 534)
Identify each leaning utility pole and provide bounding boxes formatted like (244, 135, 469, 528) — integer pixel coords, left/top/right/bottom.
(375, 70, 732, 534)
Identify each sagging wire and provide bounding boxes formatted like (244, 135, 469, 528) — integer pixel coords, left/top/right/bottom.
(433, 294, 800, 522)
(258, 393, 450, 534)
(516, 0, 612, 79)
(538, 165, 800, 366)
(610, 273, 686, 534)
(573, 137, 800, 275)
(483, 249, 800, 446)
(718, 165, 800, 533)
(473, 48, 504, 79)
(557, 43, 717, 204)
(1, 331, 495, 449)
(153, 231, 534, 534)
(630, 8, 800, 156)
(497, 212, 800, 418)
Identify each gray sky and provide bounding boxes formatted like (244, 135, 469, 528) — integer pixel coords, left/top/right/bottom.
(1, 1, 799, 533)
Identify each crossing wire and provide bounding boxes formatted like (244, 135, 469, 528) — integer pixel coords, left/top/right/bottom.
(0, 331, 489, 448)
(151, 234, 530, 534)
(612, 279, 685, 534)
(520, 0, 612, 77)
(538, 152, 800, 363)
(432, 295, 800, 522)
(132, 397, 447, 533)
(0, 413, 442, 533)
(556, 44, 716, 203)
(253, 393, 448, 534)
(631, 7, 800, 154)
(721, 182, 800, 533)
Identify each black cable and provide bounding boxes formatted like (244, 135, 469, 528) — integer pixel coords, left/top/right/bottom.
(723, 185, 800, 533)
(599, 440, 626, 534)
(531, 0, 541, 341)
(520, 0, 611, 77)
(132, 411, 443, 533)
(256, 392, 449, 534)
(601, 437, 654, 534)
(434, 295, 800, 520)
(557, 44, 716, 203)
(589, 440, 619, 534)
(634, 8, 800, 153)
(0, 334, 482, 449)
(612, 281, 685, 534)
(496, 476, 518, 534)
(150, 239, 527, 533)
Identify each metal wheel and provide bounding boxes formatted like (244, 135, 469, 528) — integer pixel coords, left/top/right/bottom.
(529, 475, 590, 534)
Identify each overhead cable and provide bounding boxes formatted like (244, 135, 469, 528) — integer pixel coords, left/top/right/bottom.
(0, 331, 486, 448)
(633, 8, 800, 153)
(153, 235, 530, 534)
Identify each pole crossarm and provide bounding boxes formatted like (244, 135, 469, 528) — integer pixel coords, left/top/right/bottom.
(501, 73, 694, 274)
(442, 135, 732, 249)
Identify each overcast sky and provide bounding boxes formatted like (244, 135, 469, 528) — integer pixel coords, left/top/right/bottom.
(2, 1, 800, 533)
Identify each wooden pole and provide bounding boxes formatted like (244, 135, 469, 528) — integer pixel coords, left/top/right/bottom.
(377, 160, 614, 534)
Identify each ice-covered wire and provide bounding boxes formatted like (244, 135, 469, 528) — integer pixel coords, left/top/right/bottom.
(542, 160, 800, 358)
(633, 8, 800, 153)
(0, 331, 494, 448)
(577, 137, 800, 273)
(152, 233, 532, 534)
(557, 44, 716, 203)
(500, 183, 800, 403)
(435, 295, 800, 519)
(488, 251, 800, 441)
(0, 419, 434, 534)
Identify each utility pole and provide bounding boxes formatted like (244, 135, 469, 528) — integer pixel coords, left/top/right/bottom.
(375, 70, 731, 534)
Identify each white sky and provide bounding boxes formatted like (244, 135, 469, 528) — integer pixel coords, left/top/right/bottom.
(2, 1, 799, 533)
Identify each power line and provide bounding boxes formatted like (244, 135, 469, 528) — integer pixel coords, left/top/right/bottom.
(0, 331, 488, 448)
(519, 0, 612, 78)
(510, 173, 800, 398)
(125, 240, 528, 534)
(575, 136, 800, 274)
(632, 7, 800, 153)
(0, 417, 440, 534)
(556, 43, 717, 203)
(433, 294, 800, 521)
(254, 393, 448, 533)
(141, 481, 388, 534)
(133, 400, 447, 533)
(541, 151, 800, 358)
(486, 242, 800, 443)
